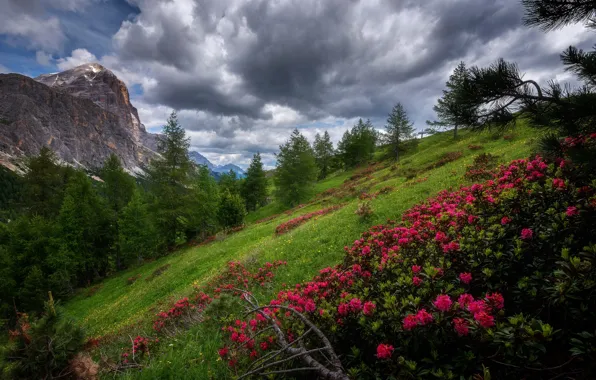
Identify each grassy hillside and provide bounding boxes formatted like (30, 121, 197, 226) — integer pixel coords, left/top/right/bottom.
(63, 126, 539, 378)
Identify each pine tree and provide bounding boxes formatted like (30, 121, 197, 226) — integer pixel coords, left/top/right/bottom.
(99, 154, 135, 269)
(219, 170, 241, 195)
(427, 62, 470, 138)
(313, 131, 334, 179)
(274, 129, 318, 206)
(337, 119, 378, 167)
(148, 111, 193, 247)
(118, 189, 158, 265)
(217, 189, 246, 229)
(187, 166, 220, 239)
(385, 104, 415, 161)
(241, 153, 268, 211)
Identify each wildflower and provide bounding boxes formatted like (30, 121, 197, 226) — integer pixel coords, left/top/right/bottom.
(468, 300, 487, 315)
(337, 303, 349, 316)
(459, 272, 472, 284)
(474, 312, 495, 328)
(453, 318, 469, 336)
(501, 216, 511, 225)
(458, 294, 474, 308)
(411, 265, 421, 273)
(566, 206, 579, 217)
(403, 314, 418, 330)
(349, 298, 362, 312)
(416, 309, 434, 325)
(521, 228, 533, 240)
(412, 276, 422, 287)
(433, 295, 453, 312)
(376, 344, 394, 359)
(363, 301, 376, 316)
(218, 347, 228, 357)
(304, 299, 316, 313)
(553, 178, 566, 189)
(260, 341, 268, 351)
(486, 293, 504, 309)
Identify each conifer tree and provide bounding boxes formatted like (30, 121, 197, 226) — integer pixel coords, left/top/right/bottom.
(427, 62, 470, 138)
(385, 103, 415, 161)
(337, 119, 378, 167)
(274, 129, 318, 206)
(241, 153, 268, 211)
(118, 189, 157, 265)
(187, 166, 220, 239)
(148, 111, 193, 247)
(313, 131, 334, 179)
(219, 170, 241, 195)
(217, 189, 246, 229)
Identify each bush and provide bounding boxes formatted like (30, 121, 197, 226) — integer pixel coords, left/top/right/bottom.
(355, 201, 374, 221)
(465, 153, 499, 181)
(0, 300, 85, 379)
(218, 190, 247, 229)
(220, 151, 596, 379)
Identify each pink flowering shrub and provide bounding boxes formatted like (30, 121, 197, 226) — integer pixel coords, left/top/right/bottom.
(275, 205, 344, 234)
(220, 148, 596, 378)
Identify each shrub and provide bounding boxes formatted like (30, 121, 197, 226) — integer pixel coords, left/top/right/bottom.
(220, 151, 596, 379)
(0, 301, 85, 379)
(218, 190, 247, 229)
(465, 153, 499, 181)
(355, 201, 374, 221)
(275, 205, 344, 235)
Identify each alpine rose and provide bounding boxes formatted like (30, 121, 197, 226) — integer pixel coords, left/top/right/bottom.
(376, 344, 394, 359)
(453, 318, 469, 336)
(459, 272, 472, 284)
(521, 228, 533, 240)
(433, 295, 453, 311)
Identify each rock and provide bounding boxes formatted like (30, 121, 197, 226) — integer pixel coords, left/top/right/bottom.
(0, 63, 160, 173)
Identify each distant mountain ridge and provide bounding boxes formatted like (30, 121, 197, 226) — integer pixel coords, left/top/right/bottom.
(189, 151, 245, 178)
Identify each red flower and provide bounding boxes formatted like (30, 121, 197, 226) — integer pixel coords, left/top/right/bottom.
(458, 294, 474, 309)
(337, 303, 349, 316)
(566, 206, 579, 217)
(260, 341, 268, 351)
(453, 318, 469, 336)
(552, 178, 566, 189)
(459, 272, 472, 284)
(468, 300, 487, 315)
(486, 293, 504, 309)
(412, 276, 422, 286)
(433, 295, 452, 312)
(403, 314, 418, 330)
(349, 298, 362, 312)
(218, 347, 229, 357)
(416, 309, 434, 325)
(304, 299, 316, 313)
(474, 311, 495, 328)
(411, 265, 421, 273)
(376, 343, 394, 359)
(501, 216, 511, 225)
(521, 228, 533, 240)
(363, 301, 376, 316)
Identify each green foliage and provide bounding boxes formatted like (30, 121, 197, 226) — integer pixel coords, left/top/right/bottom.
(384, 103, 416, 160)
(274, 129, 318, 206)
(217, 190, 246, 229)
(313, 131, 335, 179)
(337, 119, 378, 168)
(119, 189, 159, 266)
(148, 112, 194, 247)
(241, 153, 268, 211)
(0, 301, 85, 379)
(0, 166, 23, 221)
(218, 170, 241, 196)
(427, 61, 471, 138)
(187, 166, 220, 239)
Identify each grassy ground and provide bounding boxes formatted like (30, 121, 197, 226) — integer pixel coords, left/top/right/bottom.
(63, 126, 540, 379)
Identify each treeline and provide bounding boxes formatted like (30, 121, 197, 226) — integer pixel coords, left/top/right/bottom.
(0, 113, 267, 321)
(275, 103, 419, 206)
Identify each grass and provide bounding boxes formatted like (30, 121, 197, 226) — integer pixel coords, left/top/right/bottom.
(63, 125, 540, 379)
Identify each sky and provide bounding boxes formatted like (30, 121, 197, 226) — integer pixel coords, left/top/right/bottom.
(0, 0, 593, 169)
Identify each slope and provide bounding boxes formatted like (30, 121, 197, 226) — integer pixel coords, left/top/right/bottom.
(63, 125, 538, 378)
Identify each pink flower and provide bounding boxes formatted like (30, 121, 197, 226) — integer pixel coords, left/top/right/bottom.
(218, 347, 229, 357)
(411, 265, 421, 273)
(363, 301, 376, 316)
(337, 303, 349, 316)
(566, 206, 578, 217)
(453, 318, 469, 336)
(416, 309, 434, 325)
(486, 293, 504, 309)
(433, 295, 453, 312)
(349, 298, 362, 312)
(304, 299, 316, 313)
(468, 300, 487, 315)
(412, 276, 422, 287)
(435, 231, 447, 242)
(521, 228, 533, 240)
(458, 294, 474, 309)
(376, 344, 394, 359)
(501, 216, 511, 225)
(260, 341, 269, 351)
(553, 178, 566, 189)
(474, 311, 495, 328)
(403, 314, 418, 330)
(459, 272, 472, 284)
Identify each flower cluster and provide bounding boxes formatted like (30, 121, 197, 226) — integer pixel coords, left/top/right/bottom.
(221, 151, 596, 378)
(275, 205, 344, 235)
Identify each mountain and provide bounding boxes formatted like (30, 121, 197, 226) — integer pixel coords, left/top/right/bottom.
(188, 150, 246, 178)
(0, 63, 159, 173)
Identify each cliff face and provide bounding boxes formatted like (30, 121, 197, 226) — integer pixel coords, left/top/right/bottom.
(0, 63, 159, 173)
